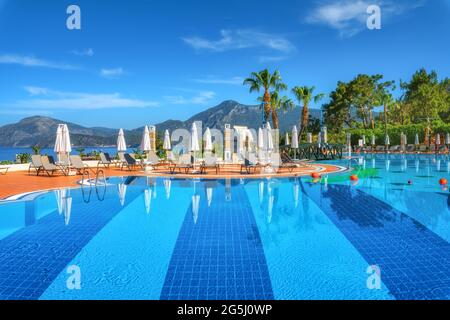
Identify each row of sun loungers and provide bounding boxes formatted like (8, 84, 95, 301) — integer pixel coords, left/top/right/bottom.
(354, 145, 449, 154)
(26, 150, 314, 177)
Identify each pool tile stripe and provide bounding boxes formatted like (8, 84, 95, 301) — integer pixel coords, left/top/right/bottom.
(160, 183, 274, 300)
(302, 182, 450, 300)
(0, 187, 141, 300)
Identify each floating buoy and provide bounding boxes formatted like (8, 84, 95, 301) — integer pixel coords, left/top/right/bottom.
(350, 174, 359, 181)
(439, 178, 448, 186)
(311, 172, 321, 179)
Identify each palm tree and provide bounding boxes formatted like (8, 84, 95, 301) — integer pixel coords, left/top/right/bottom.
(291, 86, 324, 137)
(243, 69, 287, 124)
(258, 91, 294, 129)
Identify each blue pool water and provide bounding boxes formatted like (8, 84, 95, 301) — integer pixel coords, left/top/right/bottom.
(0, 153, 449, 300)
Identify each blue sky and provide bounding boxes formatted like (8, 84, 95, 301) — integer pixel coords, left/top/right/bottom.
(0, 0, 449, 129)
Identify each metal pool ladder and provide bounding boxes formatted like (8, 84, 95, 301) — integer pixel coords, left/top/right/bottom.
(81, 168, 107, 202)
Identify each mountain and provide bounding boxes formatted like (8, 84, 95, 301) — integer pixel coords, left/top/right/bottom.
(0, 100, 321, 147)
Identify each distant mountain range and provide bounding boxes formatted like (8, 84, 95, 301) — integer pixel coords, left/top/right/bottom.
(0, 100, 321, 147)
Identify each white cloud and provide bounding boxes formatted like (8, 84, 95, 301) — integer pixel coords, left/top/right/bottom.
(164, 91, 216, 105)
(306, 0, 425, 37)
(0, 54, 78, 70)
(192, 76, 243, 85)
(15, 86, 158, 110)
(182, 29, 296, 53)
(70, 48, 94, 57)
(100, 67, 125, 79)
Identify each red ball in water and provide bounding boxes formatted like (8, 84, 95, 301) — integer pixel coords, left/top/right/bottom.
(350, 174, 359, 181)
(311, 172, 321, 179)
(439, 178, 448, 186)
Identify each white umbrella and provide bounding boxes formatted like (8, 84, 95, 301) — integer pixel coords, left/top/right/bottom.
(402, 133, 408, 146)
(266, 122, 273, 151)
(362, 135, 366, 146)
(144, 189, 152, 214)
(258, 181, 264, 205)
(285, 132, 290, 146)
(307, 132, 312, 143)
(163, 179, 171, 199)
(61, 124, 72, 153)
(192, 195, 200, 224)
(385, 134, 390, 146)
(322, 127, 328, 144)
(54, 124, 71, 163)
(163, 130, 171, 150)
(436, 133, 441, 145)
(118, 182, 127, 206)
(446, 133, 450, 145)
(54, 125, 63, 155)
(371, 134, 376, 146)
(258, 128, 264, 149)
(291, 126, 299, 149)
(117, 129, 127, 153)
(190, 123, 200, 152)
(206, 187, 213, 207)
(63, 196, 72, 226)
(346, 133, 351, 146)
(140, 126, 151, 155)
(415, 133, 420, 145)
(317, 132, 322, 145)
(204, 127, 213, 152)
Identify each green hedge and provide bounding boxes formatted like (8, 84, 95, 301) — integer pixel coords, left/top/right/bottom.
(327, 123, 450, 145)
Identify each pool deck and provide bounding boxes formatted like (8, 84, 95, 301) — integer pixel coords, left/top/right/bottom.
(0, 163, 345, 199)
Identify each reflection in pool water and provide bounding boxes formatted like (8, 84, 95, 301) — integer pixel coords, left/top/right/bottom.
(0, 153, 449, 300)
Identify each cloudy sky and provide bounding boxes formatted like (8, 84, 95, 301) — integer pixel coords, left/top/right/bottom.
(0, 0, 448, 128)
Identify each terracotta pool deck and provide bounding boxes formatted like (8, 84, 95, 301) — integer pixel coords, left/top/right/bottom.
(0, 163, 345, 199)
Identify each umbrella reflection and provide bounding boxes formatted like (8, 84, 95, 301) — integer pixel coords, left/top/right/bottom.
(118, 182, 127, 206)
(192, 195, 200, 224)
(64, 196, 72, 226)
(206, 187, 213, 207)
(163, 179, 171, 199)
(258, 181, 264, 206)
(54, 189, 67, 215)
(293, 182, 299, 208)
(144, 188, 152, 214)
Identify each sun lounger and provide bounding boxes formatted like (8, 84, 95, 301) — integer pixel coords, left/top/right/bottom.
(170, 154, 194, 174)
(271, 153, 297, 173)
(240, 153, 262, 174)
(29, 155, 43, 175)
(69, 155, 94, 175)
(120, 153, 144, 171)
(41, 156, 64, 176)
(280, 151, 312, 167)
(406, 145, 415, 153)
(201, 156, 219, 174)
(389, 145, 400, 152)
(98, 152, 113, 168)
(0, 166, 9, 175)
(418, 145, 427, 152)
(142, 151, 163, 170)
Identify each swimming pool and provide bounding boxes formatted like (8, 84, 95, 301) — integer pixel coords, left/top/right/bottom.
(0, 153, 449, 300)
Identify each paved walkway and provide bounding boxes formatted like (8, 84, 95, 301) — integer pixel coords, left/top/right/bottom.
(0, 163, 344, 199)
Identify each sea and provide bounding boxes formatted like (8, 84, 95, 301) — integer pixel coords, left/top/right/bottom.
(0, 147, 131, 162)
